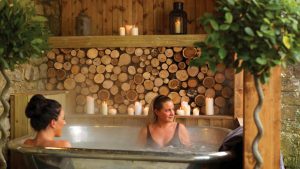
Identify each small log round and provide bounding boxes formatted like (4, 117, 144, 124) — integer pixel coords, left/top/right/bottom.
(96, 65, 106, 74)
(56, 54, 64, 63)
(63, 62, 72, 71)
(144, 48, 150, 55)
(151, 58, 160, 67)
(110, 50, 120, 58)
(214, 84, 223, 91)
(143, 72, 151, 79)
(145, 92, 158, 104)
(64, 54, 72, 61)
(158, 47, 166, 54)
(47, 51, 56, 60)
(168, 79, 180, 90)
(215, 96, 226, 107)
(47, 60, 54, 68)
(74, 73, 86, 83)
(187, 66, 199, 77)
(93, 58, 102, 66)
(207, 70, 215, 77)
(154, 78, 164, 87)
(77, 50, 85, 58)
(101, 55, 111, 65)
(166, 59, 173, 65)
(105, 64, 114, 73)
(200, 65, 208, 73)
(179, 90, 186, 97)
(110, 74, 118, 81)
(221, 86, 233, 98)
(197, 86, 206, 94)
(197, 72, 205, 80)
(203, 77, 215, 88)
(80, 66, 89, 74)
(159, 86, 170, 96)
(111, 58, 119, 66)
(88, 65, 97, 74)
(215, 73, 226, 83)
(94, 74, 105, 84)
(183, 47, 197, 59)
(121, 83, 131, 91)
(146, 65, 153, 72)
(173, 47, 183, 53)
(135, 48, 143, 56)
(49, 78, 57, 84)
(181, 96, 190, 103)
(134, 74, 144, 84)
(98, 89, 110, 101)
(144, 80, 154, 90)
(168, 92, 181, 104)
(118, 53, 131, 66)
(46, 83, 54, 90)
(158, 54, 167, 63)
(132, 55, 140, 63)
(105, 49, 111, 55)
(112, 66, 121, 75)
(151, 49, 159, 57)
(151, 69, 159, 76)
(118, 104, 127, 114)
(79, 58, 86, 65)
(176, 70, 189, 81)
(182, 82, 188, 88)
(54, 62, 63, 70)
(87, 48, 98, 59)
(70, 50, 77, 57)
(187, 89, 198, 98)
(136, 84, 145, 94)
(188, 78, 198, 88)
(195, 95, 205, 106)
(125, 47, 135, 54)
(71, 57, 79, 65)
(63, 78, 76, 90)
(174, 53, 183, 62)
(81, 87, 90, 95)
(168, 64, 178, 73)
(128, 66, 136, 75)
(89, 84, 99, 93)
(159, 70, 169, 79)
(56, 69, 66, 81)
(110, 85, 119, 95)
(161, 63, 168, 70)
(126, 90, 138, 101)
(118, 73, 128, 82)
(165, 49, 174, 58)
(205, 88, 216, 98)
(47, 68, 56, 78)
(178, 62, 186, 70)
(102, 80, 114, 89)
(114, 94, 125, 104)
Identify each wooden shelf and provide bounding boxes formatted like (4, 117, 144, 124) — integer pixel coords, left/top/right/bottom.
(175, 115, 234, 120)
(48, 34, 206, 48)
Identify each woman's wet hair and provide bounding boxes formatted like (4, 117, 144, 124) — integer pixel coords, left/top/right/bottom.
(25, 94, 62, 131)
(149, 95, 172, 123)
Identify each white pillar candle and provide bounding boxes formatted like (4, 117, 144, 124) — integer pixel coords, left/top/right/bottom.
(101, 101, 108, 115)
(192, 108, 200, 116)
(128, 107, 134, 116)
(131, 26, 138, 36)
(86, 96, 95, 114)
(119, 27, 125, 36)
(134, 101, 142, 115)
(205, 97, 214, 115)
(184, 105, 191, 116)
(176, 108, 185, 116)
(175, 19, 181, 33)
(143, 106, 149, 116)
(109, 108, 117, 115)
(125, 25, 133, 35)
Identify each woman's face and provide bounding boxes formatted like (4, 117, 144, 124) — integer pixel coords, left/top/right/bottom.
(156, 101, 175, 122)
(54, 109, 66, 137)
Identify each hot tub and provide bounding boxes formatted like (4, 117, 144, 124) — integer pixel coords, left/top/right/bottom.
(8, 125, 233, 169)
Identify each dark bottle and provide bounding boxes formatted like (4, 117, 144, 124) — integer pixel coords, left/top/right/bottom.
(76, 10, 91, 36)
(169, 2, 187, 34)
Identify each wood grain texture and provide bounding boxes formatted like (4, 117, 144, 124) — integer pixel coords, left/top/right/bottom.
(143, 0, 154, 34)
(103, 0, 113, 35)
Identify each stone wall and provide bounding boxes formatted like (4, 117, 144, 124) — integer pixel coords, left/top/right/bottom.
(281, 63, 300, 168)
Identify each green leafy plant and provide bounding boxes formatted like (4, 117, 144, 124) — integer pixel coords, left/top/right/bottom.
(191, 0, 300, 168)
(0, 0, 49, 168)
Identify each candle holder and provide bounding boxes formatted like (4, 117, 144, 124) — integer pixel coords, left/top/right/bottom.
(169, 2, 187, 34)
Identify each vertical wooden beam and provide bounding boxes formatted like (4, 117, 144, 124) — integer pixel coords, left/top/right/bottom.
(103, 0, 113, 35)
(143, 0, 154, 34)
(234, 70, 244, 118)
(113, 0, 123, 35)
(96, 0, 104, 35)
(132, 0, 143, 35)
(184, 0, 196, 34)
(205, 0, 215, 13)
(195, 0, 206, 33)
(153, 0, 164, 34)
(61, 0, 73, 35)
(243, 67, 281, 169)
(163, 0, 174, 34)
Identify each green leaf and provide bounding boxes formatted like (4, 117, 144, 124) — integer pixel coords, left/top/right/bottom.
(225, 12, 233, 24)
(31, 38, 43, 44)
(245, 27, 255, 36)
(0, 48, 4, 55)
(256, 31, 263, 37)
(220, 24, 230, 30)
(283, 36, 291, 49)
(256, 57, 267, 65)
(209, 20, 219, 31)
(227, 0, 235, 6)
(31, 16, 47, 22)
(218, 48, 227, 59)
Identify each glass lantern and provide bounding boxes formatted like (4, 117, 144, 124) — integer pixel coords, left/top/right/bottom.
(169, 2, 187, 34)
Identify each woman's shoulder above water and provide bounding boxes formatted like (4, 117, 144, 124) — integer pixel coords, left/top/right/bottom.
(24, 139, 71, 148)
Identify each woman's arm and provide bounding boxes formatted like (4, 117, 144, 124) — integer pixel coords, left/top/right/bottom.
(178, 123, 191, 147)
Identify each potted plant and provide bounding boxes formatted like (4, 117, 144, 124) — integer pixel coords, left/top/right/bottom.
(0, 0, 49, 168)
(191, 0, 300, 168)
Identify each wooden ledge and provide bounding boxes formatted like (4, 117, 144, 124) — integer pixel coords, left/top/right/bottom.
(48, 34, 206, 48)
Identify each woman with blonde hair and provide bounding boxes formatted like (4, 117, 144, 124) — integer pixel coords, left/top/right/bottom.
(138, 95, 191, 148)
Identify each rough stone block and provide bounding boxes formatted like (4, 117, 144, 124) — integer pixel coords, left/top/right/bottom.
(282, 92, 300, 106)
(24, 64, 33, 81)
(32, 67, 40, 81)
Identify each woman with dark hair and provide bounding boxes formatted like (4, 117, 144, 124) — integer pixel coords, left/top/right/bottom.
(138, 95, 191, 148)
(24, 94, 71, 148)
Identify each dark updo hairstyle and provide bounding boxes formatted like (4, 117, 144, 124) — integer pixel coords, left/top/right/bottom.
(25, 94, 62, 131)
(149, 95, 172, 123)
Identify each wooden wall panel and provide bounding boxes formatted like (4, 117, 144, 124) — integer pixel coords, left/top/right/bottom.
(60, 0, 215, 35)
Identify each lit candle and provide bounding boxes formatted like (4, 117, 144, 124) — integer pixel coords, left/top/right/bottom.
(128, 107, 134, 116)
(125, 25, 133, 35)
(119, 27, 125, 36)
(131, 26, 139, 36)
(134, 101, 142, 115)
(192, 108, 200, 116)
(143, 106, 149, 116)
(205, 97, 214, 115)
(175, 18, 181, 34)
(86, 96, 95, 114)
(101, 101, 108, 115)
(176, 108, 185, 116)
(181, 101, 190, 116)
(109, 108, 117, 115)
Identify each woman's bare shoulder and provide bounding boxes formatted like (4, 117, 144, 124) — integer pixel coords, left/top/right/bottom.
(24, 139, 34, 146)
(54, 140, 71, 148)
